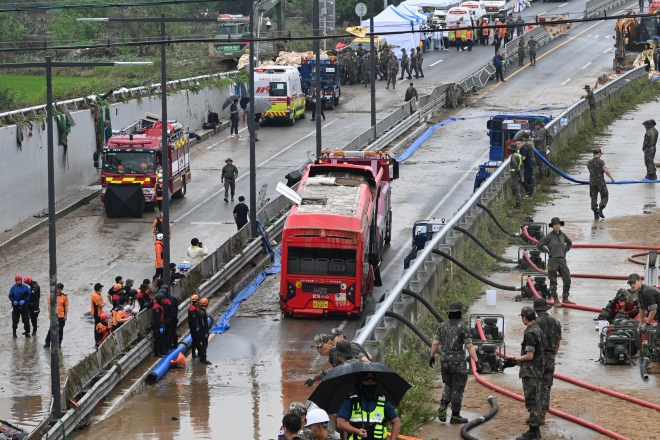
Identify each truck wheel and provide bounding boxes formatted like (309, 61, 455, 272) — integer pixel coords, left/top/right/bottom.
(385, 211, 392, 244)
(335, 96, 340, 106)
(173, 177, 186, 199)
(288, 112, 296, 126)
(299, 108, 306, 119)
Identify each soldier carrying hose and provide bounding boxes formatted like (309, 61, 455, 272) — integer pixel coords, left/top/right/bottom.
(536, 217, 574, 307)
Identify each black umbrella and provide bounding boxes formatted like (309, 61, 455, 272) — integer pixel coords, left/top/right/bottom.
(240, 97, 273, 113)
(222, 94, 240, 111)
(307, 362, 411, 414)
(104, 184, 144, 218)
(513, 129, 530, 140)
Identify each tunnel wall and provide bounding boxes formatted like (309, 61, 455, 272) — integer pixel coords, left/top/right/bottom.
(0, 85, 233, 234)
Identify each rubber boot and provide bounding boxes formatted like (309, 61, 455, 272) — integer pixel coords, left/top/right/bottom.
(540, 410, 547, 425)
(13, 330, 17, 339)
(32, 326, 37, 335)
(553, 296, 562, 307)
(192, 350, 197, 359)
(200, 359, 212, 365)
(562, 296, 575, 305)
(593, 210, 599, 220)
(450, 414, 468, 424)
(437, 403, 448, 422)
(516, 429, 540, 440)
(598, 208, 605, 218)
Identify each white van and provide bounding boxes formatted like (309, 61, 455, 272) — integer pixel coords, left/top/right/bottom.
(432, 9, 447, 24)
(445, 7, 475, 28)
(254, 66, 306, 126)
(460, 1, 486, 20)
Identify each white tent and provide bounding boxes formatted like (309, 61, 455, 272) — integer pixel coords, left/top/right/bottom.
(400, 0, 460, 9)
(360, 5, 424, 53)
(396, 3, 428, 24)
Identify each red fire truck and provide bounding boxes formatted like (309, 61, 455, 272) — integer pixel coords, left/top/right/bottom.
(95, 116, 191, 204)
(279, 151, 398, 318)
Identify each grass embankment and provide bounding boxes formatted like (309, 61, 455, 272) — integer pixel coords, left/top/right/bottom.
(383, 78, 660, 435)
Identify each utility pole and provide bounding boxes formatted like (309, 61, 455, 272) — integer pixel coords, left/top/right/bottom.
(370, 0, 376, 138)
(249, 6, 258, 238)
(314, 0, 322, 157)
(0, 57, 151, 418)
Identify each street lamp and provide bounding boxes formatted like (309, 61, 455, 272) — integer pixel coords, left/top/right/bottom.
(0, 57, 151, 418)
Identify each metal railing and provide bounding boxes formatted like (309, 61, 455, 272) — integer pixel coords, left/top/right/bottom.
(585, 0, 628, 19)
(354, 64, 650, 346)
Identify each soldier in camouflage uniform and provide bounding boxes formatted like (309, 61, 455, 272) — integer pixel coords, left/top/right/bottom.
(533, 298, 561, 426)
(362, 52, 371, 88)
(379, 45, 390, 80)
(351, 53, 360, 85)
(628, 273, 660, 373)
(517, 36, 526, 66)
(598, 288, 638, 322)
(399, 48, 411, 80)
(642, 120, 658, 180)
(356, 43, 366, 58)
(414, 48, 424, 78)
(279, 403, 315, 440)
(508, 143, 524, 209)
(428, 301, 481, 425)
(513, 306, 544, 440)
(537, 217, 574, 308)
(582, 85, 597, 125)
(532, 119, 551, 179)
(587, 148, 614, 219)
(527, 36, 538, 66)
(386, 53, 399, 89)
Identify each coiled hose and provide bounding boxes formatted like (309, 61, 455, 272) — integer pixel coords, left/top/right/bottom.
(522, 251, 651, 282)
(432, 249, 521, 291)
(476, 203, 520, 237)
(460, 397, 499, 440)
(453, 226, 517, 264)
(402, 289, 444, 323)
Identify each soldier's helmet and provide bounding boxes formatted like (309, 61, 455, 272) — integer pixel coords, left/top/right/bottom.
(288, 402, 307, 416)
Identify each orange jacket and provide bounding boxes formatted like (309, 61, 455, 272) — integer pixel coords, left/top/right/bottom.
(95, 322, 112, 346)
(481, 21, 489, 36)
(498, 26, 506, 38)
(466, 29, 473, 40)
(91, 290, 104, 317)
(155, 240, 164, 268)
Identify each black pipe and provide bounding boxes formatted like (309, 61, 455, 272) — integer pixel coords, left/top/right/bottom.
(402, 289, 444, 323)
(432, 249, 521, 291)
(460, 396, 499, 440)
(476, 203, 520, 237)
(453, 226, 517, 264)
(641, 357, 650, 381)
(384, 311, 432, 347)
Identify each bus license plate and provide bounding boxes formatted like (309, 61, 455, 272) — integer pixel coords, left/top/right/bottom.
(313, 300, 328, 309)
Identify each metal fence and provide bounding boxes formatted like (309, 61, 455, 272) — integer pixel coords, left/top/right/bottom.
(354, 65, 650, 346)
(584, 0, 628, 19)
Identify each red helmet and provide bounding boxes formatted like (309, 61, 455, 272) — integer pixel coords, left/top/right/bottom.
(15, 274, 22, 282)
(99, 313, 110, 321)
(24, 276, 33, 285)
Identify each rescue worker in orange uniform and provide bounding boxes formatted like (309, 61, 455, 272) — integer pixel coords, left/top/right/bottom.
(112, 296, 132, 329)
(153, 175, 168, 213)
(480, 19, 490, 45)
(45, 283, 68, 348)
(110, 283, 123, 308)
(198, 298, 211, 365)
(95, 313, 113, 347)
(152, 293, 167, 357)
(188, 294, 201, 358)
(466, 28, 473, 51)
(154, 233, 164, 278)
(90, 282, 105, 325)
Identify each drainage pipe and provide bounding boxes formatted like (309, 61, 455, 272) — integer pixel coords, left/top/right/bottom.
(453, 226, 517, 264)
(476, 203, 520, 237)
(476, 320, 660, 411)
(640, 357, 650, 381)
(432, 249, 521, 291)
(402, 289, 444, 323)
(383, 311, 433, 348)
(525, 277, 602, 313)
(470, 358, 630, 440)
(459, 396, 499, 440)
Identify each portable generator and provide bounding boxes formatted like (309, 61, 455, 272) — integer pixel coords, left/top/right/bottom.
(598, 318, 639, 365)
(469, 314, 506, 374)
(518, 247, 546, 270)
(520, 274, 550, 299)
(520, 216, 546, 244)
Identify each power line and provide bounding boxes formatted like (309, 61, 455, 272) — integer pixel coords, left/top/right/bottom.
(0, 0, 232, 13)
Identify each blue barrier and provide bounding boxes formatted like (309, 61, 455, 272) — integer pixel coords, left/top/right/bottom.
(210, 250, 281, 334)
(533, 149, 660, 184)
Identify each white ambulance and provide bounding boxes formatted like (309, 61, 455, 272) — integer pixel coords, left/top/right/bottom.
(254, 66, 306, 126)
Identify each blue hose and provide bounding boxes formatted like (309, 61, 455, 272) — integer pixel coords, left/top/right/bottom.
(534, 148, 660, 184)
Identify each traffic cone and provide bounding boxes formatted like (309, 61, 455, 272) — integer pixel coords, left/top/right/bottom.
(170, 352, 186, 369)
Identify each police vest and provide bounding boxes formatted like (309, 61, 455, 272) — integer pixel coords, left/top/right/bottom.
(348, 395, 387, 440)
(509, 152, 523, 173)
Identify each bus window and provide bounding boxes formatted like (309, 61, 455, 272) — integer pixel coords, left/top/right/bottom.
(287, 247, 357, 276)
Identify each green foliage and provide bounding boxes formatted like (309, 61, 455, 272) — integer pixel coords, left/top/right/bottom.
(45, 8, 102, 44)
(0, 87, 26, 114)
(0, 12, 26, 45)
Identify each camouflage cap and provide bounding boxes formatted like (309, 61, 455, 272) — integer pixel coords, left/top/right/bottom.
(447, 301, 467, 314)
(287, 402, 307, 416)
(311, 333, 332, 348)
(628, 273, 641, 284)
(520, 306, 536, 319)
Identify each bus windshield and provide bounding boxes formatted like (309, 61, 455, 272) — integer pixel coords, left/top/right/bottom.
(103, 151, 155, 174)
(287, 247, 357, 277)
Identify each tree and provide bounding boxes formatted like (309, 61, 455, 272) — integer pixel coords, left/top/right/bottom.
(0, 12, 27, 46)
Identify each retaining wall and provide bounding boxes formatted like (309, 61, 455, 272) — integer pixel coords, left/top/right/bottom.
(0, 84, 234, 234)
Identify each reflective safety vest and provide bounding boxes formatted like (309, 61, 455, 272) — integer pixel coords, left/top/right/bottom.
(348, 395, 387, 440)
(509, 151, 523, 174)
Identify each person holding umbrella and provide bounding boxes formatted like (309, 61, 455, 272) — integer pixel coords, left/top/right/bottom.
(428, 301, 481, 424)
(336, 372, 401, 440)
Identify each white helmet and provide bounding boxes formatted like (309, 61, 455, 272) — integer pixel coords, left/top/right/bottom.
(156, 233, 163, 240)
(305, 408, 329, 426)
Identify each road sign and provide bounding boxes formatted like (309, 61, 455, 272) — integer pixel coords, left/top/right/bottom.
(355, 2, 367, 19)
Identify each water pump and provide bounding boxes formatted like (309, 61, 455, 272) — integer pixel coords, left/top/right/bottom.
(518, 247, 546, 270)
(598, 318, 639, 365)
(520, 274, 550, 299)
(469, 314, 506, 374)
(520, 216, 546, 243)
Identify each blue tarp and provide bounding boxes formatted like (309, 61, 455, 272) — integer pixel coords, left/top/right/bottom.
(210, 250, 281, 334)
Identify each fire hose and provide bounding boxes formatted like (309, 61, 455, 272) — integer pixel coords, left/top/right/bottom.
(522, 251, 648, 282)
(432, 249, 521, 291)
(402, 289, 444, 323)
(476, 320, 660, 412)
(628, 252, 648, 266)
(453, 226, 517, 264)
(476, 202, 521, 237)
(459, 397, 499, 440)
(522, 226, 660, 251)
(525, 277, 602, 313)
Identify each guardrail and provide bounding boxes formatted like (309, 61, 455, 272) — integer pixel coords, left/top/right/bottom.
(0, 70, 241, 121)
(354, 62, 650, 346)
(585, 0, 628, 19)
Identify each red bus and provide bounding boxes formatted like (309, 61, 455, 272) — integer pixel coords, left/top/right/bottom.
(279, 151, 397, 318)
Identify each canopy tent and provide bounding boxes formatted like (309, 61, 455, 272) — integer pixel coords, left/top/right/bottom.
(361, 5, 425, 52)
(399, 0, 460, 9)
(396, 3, 428, 24)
